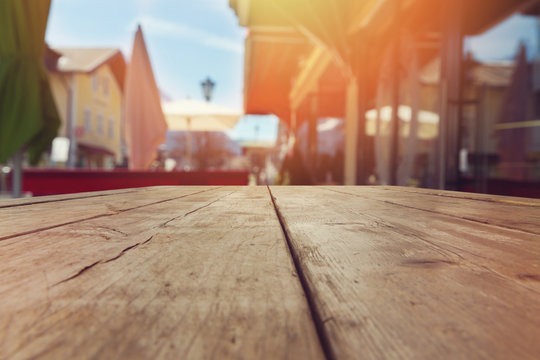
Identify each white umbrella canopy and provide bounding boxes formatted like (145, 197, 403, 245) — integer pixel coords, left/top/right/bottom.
(162, 99, 242, 132)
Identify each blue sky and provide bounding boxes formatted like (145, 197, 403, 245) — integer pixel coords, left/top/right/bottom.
(467, 14, 539, 62)
(46, 0, 279, 142)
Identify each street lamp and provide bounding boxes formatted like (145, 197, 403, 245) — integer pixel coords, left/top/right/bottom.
(199, 77, 215, 170)
(200, 77, 215, 102)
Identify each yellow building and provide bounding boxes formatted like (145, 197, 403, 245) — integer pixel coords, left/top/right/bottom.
(46, 47, 126, 168)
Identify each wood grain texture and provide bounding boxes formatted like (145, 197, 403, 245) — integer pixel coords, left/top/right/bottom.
(378, 186, 540, 206)
(4, 185, 539, 360)
(0, 188, 137, 209)
(317, 187, 540, 292)
(358, 186, 540, 235)
(0, 186, 218, 240)
(269, 186, 540, 360)
(0, 186, 323, 360)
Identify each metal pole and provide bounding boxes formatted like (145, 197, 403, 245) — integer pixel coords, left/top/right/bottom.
(63, 76, 76, 168)
(187, 117, 192, 169)
(12, 150, 23, 198)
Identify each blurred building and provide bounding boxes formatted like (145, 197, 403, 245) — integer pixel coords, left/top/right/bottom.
(45, 47, 126, 168)
(240, 140, 277, 184)
(165, 131, 242, 170)
(230, 0, 540, 197)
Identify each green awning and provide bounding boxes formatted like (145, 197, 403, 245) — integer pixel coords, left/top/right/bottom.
(0, 0, 60, 165)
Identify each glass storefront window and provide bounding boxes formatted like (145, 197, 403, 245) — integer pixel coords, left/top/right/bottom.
(462, 11, 540, 191)
(371, 29, 442, 188)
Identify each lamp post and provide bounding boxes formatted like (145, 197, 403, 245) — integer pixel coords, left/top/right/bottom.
(201, 77, 215, 102)
(200, 77, 215, 169)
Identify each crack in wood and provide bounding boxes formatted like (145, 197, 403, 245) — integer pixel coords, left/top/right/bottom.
(53, 236, 154, 286)
(159, 190, 237, 228)
(517, 273, 540, 282)
(96, 226, 128, 237)
(0, 187, 223, 243)
(53, 261, 101, 286)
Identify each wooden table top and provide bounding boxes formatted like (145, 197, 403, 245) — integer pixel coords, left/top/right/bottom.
(1, 186, 539, 359)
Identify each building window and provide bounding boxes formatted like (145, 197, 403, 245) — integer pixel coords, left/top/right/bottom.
(84, 108, 91, 134)
(97, 113, 104, 136)
(108, 117, 114, 139)
(103, 77, 109, 97)
(92, 73, 98, 92)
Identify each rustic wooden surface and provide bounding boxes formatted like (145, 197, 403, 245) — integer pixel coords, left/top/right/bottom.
(269, 186, 540, 360)
(1, 186, 539, 359)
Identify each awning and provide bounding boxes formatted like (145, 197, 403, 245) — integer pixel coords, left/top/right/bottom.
(234, 0, 393, 66)
(232, 0, 388, 124)
(243, 30, 310, 123)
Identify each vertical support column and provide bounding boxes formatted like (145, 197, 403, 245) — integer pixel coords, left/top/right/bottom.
(354, 41, 368, 185)
(438, 0, 463, 190)
(389, 0, 402, 186)
(67, 76, 78, 168)
(344, 76, 359, 185)
(291, 108, 297, 136)
(289, 109, 297, 151)
(307, 94, 318, 175)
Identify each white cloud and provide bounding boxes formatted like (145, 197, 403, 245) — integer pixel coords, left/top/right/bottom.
(133, 0, 162, 14)
(131, 15, 243, 54)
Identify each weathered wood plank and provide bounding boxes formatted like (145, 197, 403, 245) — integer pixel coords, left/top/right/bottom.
(0, 188, 137, 209)
(0, 187, 231, 299)
(345, 186, 540, 235)
(270, 186, 540, 360)
(0, 186, 219, 240)
(379, 186, 540, 206)
(0, 187, 323, 360)
(316, 187, 540, 287)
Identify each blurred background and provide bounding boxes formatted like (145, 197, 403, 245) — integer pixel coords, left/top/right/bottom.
(1, 0, 539, 198)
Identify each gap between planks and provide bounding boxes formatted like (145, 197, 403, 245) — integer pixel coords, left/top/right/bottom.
(2, 187, 325, 360)
(267, 186, 335, 360)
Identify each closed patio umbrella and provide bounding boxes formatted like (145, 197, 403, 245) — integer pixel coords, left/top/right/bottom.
(124, 25, 168, 170)
(0, 0, 60, 165)
(0, 0, 60, 197)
